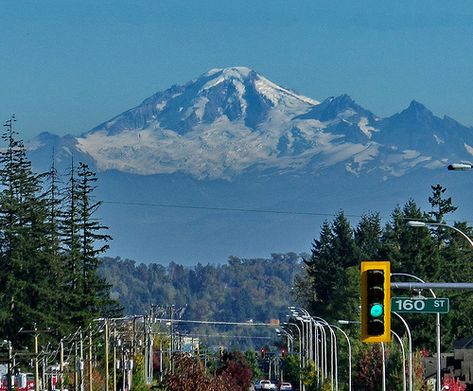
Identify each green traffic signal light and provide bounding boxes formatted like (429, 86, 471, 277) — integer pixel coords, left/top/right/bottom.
(361, 260, 391, 343)
(370, 303, 383, 318)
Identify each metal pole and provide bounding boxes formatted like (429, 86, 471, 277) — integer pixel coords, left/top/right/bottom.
(104, 320, 109, 391)
(113, 327, 117, 391)
(60, 340, 64, 391)
(88, 326, 93, 391)
(381, 342, 386, 391)
(391, 281, 473, 289)
(332, 325, 351, 391)
(34, 327, 40, 391)
(392, 330, 406, 391)
(392, 273, 441, 391)
(80, 330, 84, 391)
(393, 312, 413, 391)
(436, 313, 441, 391)
(7, 340, 12, 391)
(286, 322, 302, 391)
(313, 317, 337, 391)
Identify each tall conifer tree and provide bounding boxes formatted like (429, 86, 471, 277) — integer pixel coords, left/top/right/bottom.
(0, 116, 54, 345)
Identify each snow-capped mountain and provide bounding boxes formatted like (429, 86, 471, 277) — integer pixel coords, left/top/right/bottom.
(25, 67, 473, 264)
(28, 66, 473, 181)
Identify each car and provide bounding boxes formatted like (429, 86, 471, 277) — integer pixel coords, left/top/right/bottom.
(279, 382, 293, 391)
(254, 379, 277, 390)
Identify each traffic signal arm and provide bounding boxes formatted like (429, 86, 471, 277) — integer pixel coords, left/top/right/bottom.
(361, 261, 391, 343)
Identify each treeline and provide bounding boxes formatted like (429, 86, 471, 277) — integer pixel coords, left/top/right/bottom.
(99, 184, 473, 352)
(298, 184, 473, 351)
(99, 253, 303, 323)
(0, 116, 119, 347)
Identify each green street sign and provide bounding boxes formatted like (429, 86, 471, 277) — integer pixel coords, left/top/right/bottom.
(391, 297, 449, 314)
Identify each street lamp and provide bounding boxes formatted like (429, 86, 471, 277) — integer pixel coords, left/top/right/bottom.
(406, 220, 473, 248)
(447, 163, 473, 171)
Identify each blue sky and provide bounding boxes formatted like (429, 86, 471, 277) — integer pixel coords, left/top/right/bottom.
(1, 0, 473, 139)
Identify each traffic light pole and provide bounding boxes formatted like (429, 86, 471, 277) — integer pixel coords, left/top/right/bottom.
(391, 282, 473, 289)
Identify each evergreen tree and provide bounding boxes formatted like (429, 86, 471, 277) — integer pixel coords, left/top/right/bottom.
(429, 184, 457, 223)
(76, 162, 119, 319)
(60, 158, 83, 325)
(355, 212, 383, 260)
(0, 116, 55, 345)
(61, 161, 118, 325)
(304, 212, 359, 322)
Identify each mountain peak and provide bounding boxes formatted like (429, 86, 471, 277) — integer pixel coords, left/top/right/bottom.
(393, 100, 435, 124)
(407, 100, 431, 113)
(298, 93, 372, 123)
(329, 93, 356, 106)
(205, 66, 254, 79)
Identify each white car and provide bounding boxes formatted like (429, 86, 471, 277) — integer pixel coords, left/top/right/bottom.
(255, 380, 277, 390)
(279, 382, 293, 391)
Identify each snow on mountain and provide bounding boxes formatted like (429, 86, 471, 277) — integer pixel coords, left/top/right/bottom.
(28, 67, 473, 181)
(22, 67, 473, 264)
(74, 67, 326, 179)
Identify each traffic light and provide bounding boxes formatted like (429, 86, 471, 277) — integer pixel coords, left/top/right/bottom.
(361, 260, 391, 343)
(260, 348, 266, 359)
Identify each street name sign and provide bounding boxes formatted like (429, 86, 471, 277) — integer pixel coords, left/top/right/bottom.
(391, 297, 449, 314)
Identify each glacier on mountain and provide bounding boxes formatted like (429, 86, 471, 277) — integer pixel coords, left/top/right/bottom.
(30, 66, 473, 182)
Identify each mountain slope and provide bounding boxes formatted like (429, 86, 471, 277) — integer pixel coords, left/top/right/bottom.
(24, 66, 473, 264)
(28, 66, 473, 181)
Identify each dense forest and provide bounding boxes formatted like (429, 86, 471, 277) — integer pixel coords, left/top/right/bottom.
(100, 253, 302, 320)
(99, 253, 303, 350)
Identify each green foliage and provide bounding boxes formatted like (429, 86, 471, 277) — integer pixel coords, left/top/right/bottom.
(99, 253, 303, 349)
(303, 212, 359, 322)
(0, 116, 119, 347)
(244, 350, 263, 380)
(281, 354, 301, 389)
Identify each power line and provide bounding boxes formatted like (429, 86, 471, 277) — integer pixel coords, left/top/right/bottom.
(102, 200, 470, 225)
(102, 200, 365, 219)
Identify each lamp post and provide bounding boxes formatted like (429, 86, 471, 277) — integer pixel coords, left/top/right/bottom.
(392, 312, 413, 391)
(406, 220, 473, 391)
(312, 316, 338, 391)
(331, 324, 352, 391)
(406, 220, 473, 248)
(284, 322, 303, 391)
(291, 308, 327, 386)
(392, 271, 442, 391)
(391, 330, 407, 391)
(276, 328, 294, 353)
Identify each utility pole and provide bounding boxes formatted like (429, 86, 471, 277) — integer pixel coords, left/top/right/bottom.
(60, 339, 64, 391)
(6, 340, 13, 391)
(74, 341, 78, 391)
(112, 325, 117, 391)
(104, 320, 109, 391)
(143, 316, 148, 384)
(19, 324, 51, 391)
(80, 330, 84, 391)
(88, 326, 93, 391)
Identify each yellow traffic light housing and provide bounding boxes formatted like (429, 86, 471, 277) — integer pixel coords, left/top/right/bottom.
(361, 260, 391, 343)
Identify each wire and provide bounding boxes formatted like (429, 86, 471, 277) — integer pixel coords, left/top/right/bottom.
(102, 200, 470, 225)
(102, 200, 367, 219)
